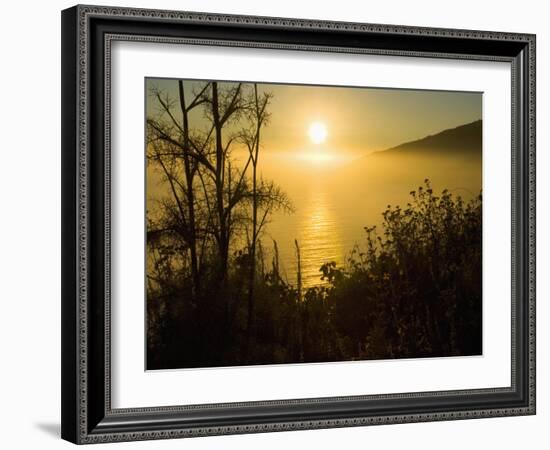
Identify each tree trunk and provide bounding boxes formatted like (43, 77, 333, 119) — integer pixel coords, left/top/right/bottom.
(178, 80, 200, 295)
(211, 82, 229, 282)
(246, 85, 262, 354)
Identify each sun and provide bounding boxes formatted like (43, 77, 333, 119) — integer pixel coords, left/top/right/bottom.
(308, 121, 328, 144)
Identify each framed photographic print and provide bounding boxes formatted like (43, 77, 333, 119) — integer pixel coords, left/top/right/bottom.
(61, 4, 536, 444)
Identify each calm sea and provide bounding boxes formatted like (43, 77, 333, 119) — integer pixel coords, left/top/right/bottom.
(259, 152, 481, 288)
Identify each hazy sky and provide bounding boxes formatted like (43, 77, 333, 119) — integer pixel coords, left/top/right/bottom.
(146, 78, 482, 157)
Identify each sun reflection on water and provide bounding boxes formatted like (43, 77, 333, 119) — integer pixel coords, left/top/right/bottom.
(292, 188, 344, 288)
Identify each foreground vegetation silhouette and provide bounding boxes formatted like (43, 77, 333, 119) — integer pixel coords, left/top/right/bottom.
(146, 80, 481, 369)
(147, 179, 482, 369)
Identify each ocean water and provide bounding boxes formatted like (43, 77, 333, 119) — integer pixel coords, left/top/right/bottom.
(259, 152, 481, 288)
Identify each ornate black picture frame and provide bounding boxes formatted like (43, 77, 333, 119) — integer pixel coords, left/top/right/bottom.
(61, 4, 536, 444)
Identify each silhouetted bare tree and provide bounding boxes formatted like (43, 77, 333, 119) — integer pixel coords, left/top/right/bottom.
(146, 80, 293, 366)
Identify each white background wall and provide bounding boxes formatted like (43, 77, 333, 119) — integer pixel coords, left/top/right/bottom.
(0, 0, 546, 448)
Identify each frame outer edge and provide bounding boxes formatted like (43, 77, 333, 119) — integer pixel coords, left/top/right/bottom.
(61, 5, 80, 445)
(77, 3, 534, 41)
(527, 34, 536, 415)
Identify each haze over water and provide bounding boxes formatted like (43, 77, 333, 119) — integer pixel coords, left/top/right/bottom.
(259, 150, 481, 288)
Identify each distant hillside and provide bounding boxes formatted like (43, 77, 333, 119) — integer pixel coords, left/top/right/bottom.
(372, 120, 482, 157)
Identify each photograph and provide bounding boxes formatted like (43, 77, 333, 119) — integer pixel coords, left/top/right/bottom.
(145, 78, 483, 370)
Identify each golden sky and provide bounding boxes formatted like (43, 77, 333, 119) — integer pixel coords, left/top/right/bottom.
(146, 78, 482, 157)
